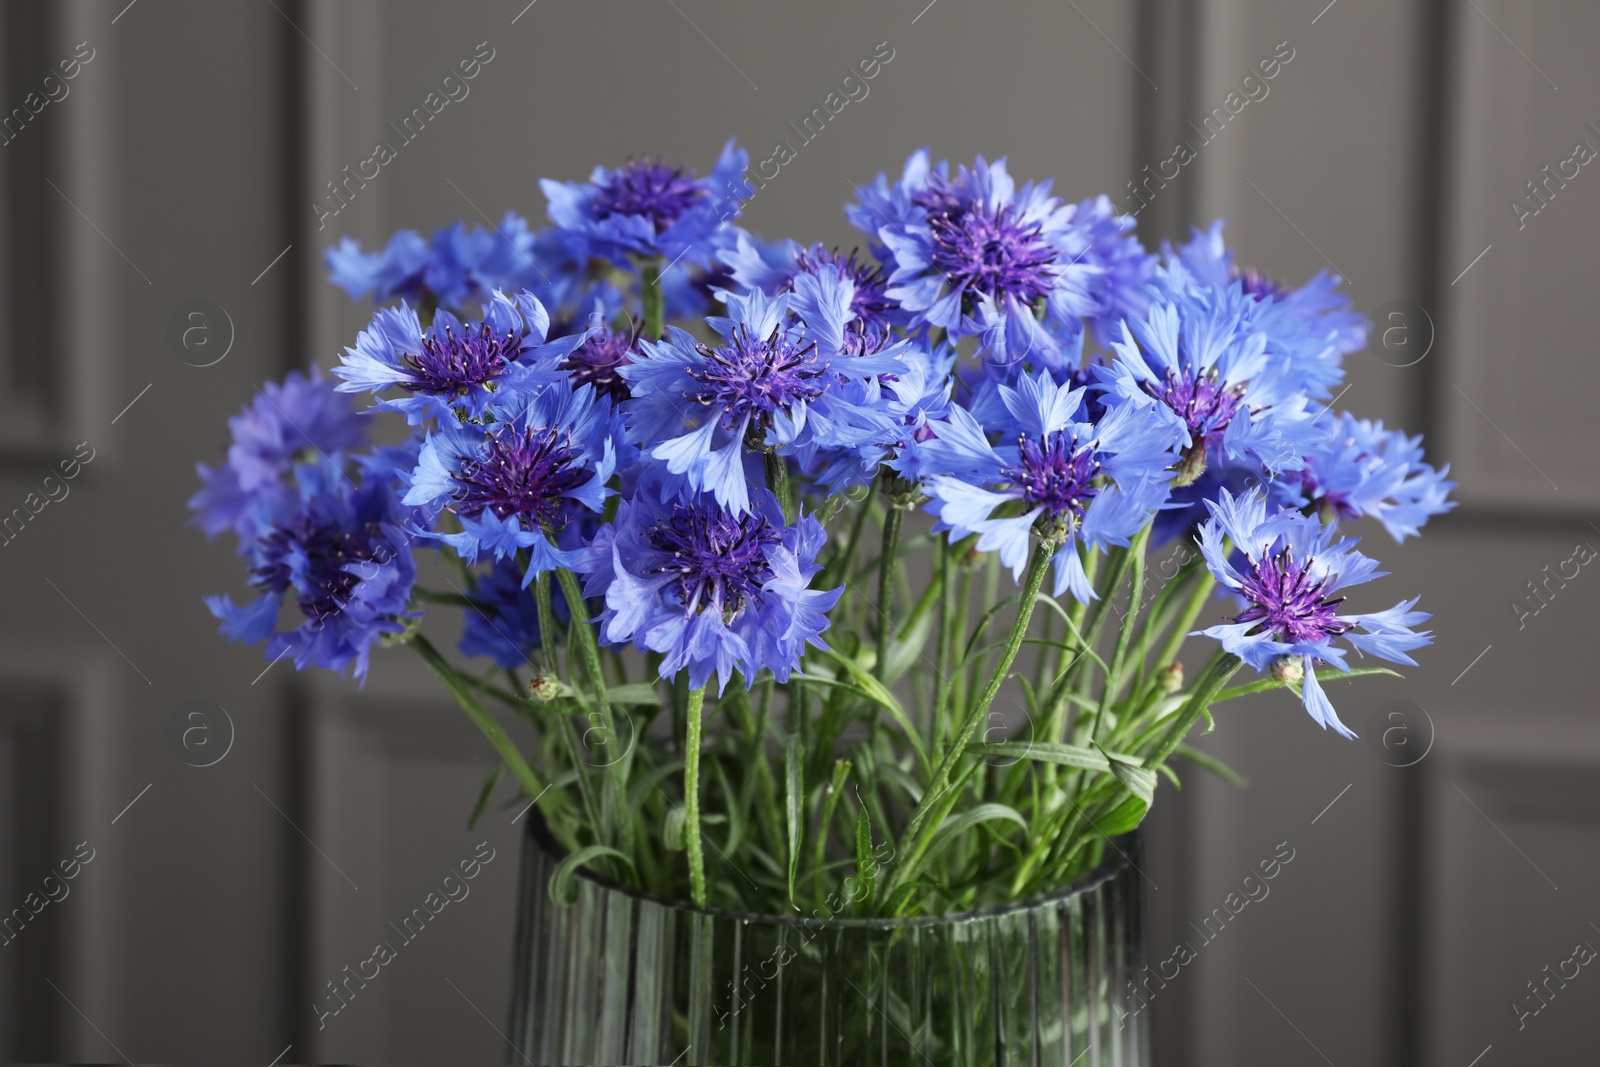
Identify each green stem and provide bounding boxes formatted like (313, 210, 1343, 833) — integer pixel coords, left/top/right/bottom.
(410, 635, 573, 846)
(556, 567, 632, 860)
(1153, 569, 1217, 680)
(1145, 651, 1243, 769)
(1041, 546, 1131, 740)
(535, 571, 561, 676)
(641, 261, 664, 340)
(683, 683, 710, 906)
(874, 502, 904, 680)
(819, 479, 876, 594)
(1087, 525, 1152, 742)
(885, 538, 1058, 901)
(931, 540, 954, 749)
(764, 450, 794, 524)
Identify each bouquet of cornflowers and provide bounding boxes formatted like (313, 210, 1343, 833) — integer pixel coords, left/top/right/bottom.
(192, 142, 1453, 916)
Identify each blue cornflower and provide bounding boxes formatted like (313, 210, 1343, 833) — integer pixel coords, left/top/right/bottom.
(334, 289, 580, 426)
(1162, 220, 1366, 389)
(916, 370, 1181, 602)
(560, 313, 639, 406)
(578, 486, 841, 694)
(1194, 487, 1432, 738)
(326, 212, 539, 310)
(189, 368, 367, 545)
(459, 557, 568, 668)
(1277, 412, 1455, 542)
(816, 342, 957, 493)
(402, 378, 631, 581)
(875, 154, 1094, 367)
(540, 140, 748, 267)
(848, 151, 1147, 370)
(720, 231, 905, 352)
(204, 461, 417, 683)
(620, 281, 906, 514)
(1099, 287, 1325, 486)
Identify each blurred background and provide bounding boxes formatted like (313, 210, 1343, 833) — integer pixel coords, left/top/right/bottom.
(0, 0, 1596, 1063)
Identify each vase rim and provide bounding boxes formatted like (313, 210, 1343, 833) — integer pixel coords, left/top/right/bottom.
(525, 811, 1139, 928)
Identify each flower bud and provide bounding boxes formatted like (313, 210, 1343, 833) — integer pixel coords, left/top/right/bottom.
(527, 672, 572, 703)
(1157, 661, 1184, 693)
(1269, 655, 1304, 686)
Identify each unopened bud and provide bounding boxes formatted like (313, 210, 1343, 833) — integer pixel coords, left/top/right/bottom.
(1158, 661, 1184, 693)
(527, 673, 571, 703)
(1269, 656, 1304, 686)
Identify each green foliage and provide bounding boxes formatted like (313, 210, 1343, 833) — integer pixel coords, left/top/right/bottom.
(415, 478, 1396, 919)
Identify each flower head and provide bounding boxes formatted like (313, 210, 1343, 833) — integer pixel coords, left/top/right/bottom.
(620, 282, 906, 514)
(540, 140, 748, 265)
(1100, 287, 1325, 485)
(720, 232, 905, 353)
(326, 212, 539, 310)
(578, 487, 841, 693)
(189, 369, 367, 545)
(403, 377, 630, 580)
(459, 557, 568, 668)
(1163, 220, 1368, 369)
(1194, 487, 1432, 737)
(916, 370, 1181, 602)
(1277, 412, 1455, 541)
(561, 315, 639, 405)
(849, 151, 1148, 370)
(204, 461, 417, 683)
(334, 290, 578, 425)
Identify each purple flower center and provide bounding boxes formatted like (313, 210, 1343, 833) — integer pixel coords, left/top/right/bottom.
(1296, 467, 1359, 522)
(911, 178, 963, 219)
(1145, 369, 1247, 445)
(589, 160, 706, 231)
(925, 203, 1057, 313)
(1232, 542, 1351, 644)
(563, 323, 637, 405)
(1003, 431, 1100, 525)
(451, 424, 594, 527)
(404, 323, 518, 397)
(647, 504, 779, 617)
(254, 516, 381, 621)
(792, 246, 897, 332)
(1231, 265, 1289, 303)
(690, 325, 824, 436)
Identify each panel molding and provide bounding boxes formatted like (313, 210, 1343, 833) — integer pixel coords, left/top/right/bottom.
(1421, 714, 1600, 1065)
(1439, 0, 1600, 511)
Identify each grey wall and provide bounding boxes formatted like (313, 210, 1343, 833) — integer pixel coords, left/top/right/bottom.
(0, 0, 1595, 1064)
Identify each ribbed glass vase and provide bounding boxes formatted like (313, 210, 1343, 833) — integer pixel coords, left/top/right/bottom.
(506, 817, 1148, 1066)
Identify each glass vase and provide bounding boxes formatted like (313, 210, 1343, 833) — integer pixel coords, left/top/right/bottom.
(506, 816, 1148, 1066)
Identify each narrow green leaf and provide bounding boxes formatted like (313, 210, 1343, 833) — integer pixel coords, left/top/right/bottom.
(853, 794, 876, 910)
(604, 682, 663, 706)
(881, 599, 937, 686)
(1096, 740, 1157, 807)
(807, 646, 929, 771)
(714, 758, 745, 856)
(968, 740, 1144, 773)
(1092, 793, 1149, 837)
(784, 735, 803, 909)
(961, 593, 1023, 662)
(663, 808, 687, 851)
(919, 803, 1028, 872)
(467, 764, 504, 831)
(411, 635, 548, 805)
(549, 845, 636, 905)
(1172, 744, 1247, 788)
